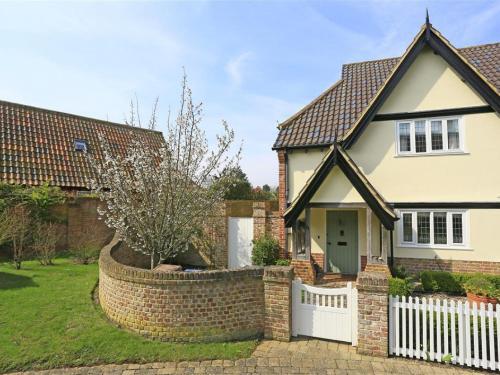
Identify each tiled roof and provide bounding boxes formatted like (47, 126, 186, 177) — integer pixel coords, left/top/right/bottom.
(0, 100, 165, 189)
(274, 42, 499, 149)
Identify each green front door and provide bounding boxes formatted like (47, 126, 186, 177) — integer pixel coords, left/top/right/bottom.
(326, 211, 358, 274)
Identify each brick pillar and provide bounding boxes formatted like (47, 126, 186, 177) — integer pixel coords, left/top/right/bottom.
(277, 150, 287, 257)
(356, 271, 389, 357)
(263, 266, 293, 341)
(252, 201, 266, 240)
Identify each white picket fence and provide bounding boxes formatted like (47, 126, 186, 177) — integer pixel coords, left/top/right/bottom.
(390, 296, 500, 371)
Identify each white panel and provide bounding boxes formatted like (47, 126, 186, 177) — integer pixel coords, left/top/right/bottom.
(228, 217, 254, 269)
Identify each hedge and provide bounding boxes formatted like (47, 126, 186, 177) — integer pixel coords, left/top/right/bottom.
(420, 271, 500, 295)
(389, 277, 414, 297)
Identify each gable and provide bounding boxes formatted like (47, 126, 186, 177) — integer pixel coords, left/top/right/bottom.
(274, 22, 499, 150)
(311, 165, 363, 203)
(379, 46, 486, 114)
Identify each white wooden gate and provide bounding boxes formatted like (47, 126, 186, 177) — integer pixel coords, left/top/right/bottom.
(292, 281, 358, 345)
(228, 217, 253, 269)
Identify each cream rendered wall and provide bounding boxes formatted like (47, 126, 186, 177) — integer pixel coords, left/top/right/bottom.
(288, 148, 326, 202)
(379, 47, 486, 114)
(311, 166, 364, 203)
(310, 208, 326, 255)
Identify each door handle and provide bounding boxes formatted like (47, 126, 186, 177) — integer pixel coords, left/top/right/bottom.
(327, 242, 331, 245)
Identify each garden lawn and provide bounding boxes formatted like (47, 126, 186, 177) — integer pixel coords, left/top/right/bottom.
(0, 258, 257, 372)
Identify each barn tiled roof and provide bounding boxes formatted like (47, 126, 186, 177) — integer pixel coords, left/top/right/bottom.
(274, 42, 499, 149)
(0, 100, 165, 189)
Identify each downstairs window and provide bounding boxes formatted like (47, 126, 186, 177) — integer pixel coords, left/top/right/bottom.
(398, 210, 468, 249)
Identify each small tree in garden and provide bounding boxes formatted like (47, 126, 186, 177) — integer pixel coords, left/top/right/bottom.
(0, 209, 13, 248)
(9, 205, 31, 270)
(70, 225, 110, 265)
(90, 74, 241, 269)
(32, 222, 61, 265)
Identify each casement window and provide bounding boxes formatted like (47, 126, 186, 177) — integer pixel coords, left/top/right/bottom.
(398, 210, 468, 249)
(293, 219, 310, 260)
(396, 117, 463, 155)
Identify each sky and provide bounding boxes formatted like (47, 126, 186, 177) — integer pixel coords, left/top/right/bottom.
(0, 1, 498, 186)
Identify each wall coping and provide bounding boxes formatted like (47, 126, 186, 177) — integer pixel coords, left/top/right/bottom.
(99, 234, 264, 285)
(263, 266, 294, 282)
(356, 271, 389, 293)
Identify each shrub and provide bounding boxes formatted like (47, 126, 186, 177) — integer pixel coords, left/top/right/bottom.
(70, 226, 108, 265)
(70, 243, 101, 265)
(420, 271, 464, 294)
(275, 259, 290, 266)
(419, 271, 500, 296)
(392, 265, 409, 279)
(251, 235, 279, 266)
(464, 276, 499, 299)
(32, 223, 61, 266)
(389, 277, 414, 297)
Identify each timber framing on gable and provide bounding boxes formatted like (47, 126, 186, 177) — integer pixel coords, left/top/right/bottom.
(342, 23, 500, 149)
(284, 144, 398, 229)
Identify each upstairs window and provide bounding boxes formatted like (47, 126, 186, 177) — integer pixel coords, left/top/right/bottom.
(398, 210, 468, 249)
(74, 139, 88, 152)
(396, 117, 463, 155)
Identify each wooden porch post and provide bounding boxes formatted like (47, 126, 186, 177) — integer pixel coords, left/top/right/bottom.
(366, 207, 372, 264)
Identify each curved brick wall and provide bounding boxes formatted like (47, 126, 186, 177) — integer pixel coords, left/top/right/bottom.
(99, 237, 265, 342)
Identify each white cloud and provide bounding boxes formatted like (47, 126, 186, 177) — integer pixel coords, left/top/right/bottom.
(225, 51, 253, 86)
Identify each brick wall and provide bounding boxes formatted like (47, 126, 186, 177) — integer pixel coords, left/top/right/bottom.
(263, 266, 293, 341)
(290, 259, 315, 284)
(356, 270, 389, 357)
(99, 238, 294, 342)
(395, 257, 500, 275)
(53, 197, 114, 252)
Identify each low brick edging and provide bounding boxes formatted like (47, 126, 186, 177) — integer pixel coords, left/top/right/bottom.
(356, 271, 389, 357)
(395, 257, 500, 275)
(99, 237, 294, 343)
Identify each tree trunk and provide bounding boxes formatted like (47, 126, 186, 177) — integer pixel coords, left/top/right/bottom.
(150, 251, 155, 270)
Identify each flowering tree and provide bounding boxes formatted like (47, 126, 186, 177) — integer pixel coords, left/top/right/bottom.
(90, 74, 240, 269)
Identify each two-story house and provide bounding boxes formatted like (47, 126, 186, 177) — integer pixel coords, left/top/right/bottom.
(273, 19, 499, 284)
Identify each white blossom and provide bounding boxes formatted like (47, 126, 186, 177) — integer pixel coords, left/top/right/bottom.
(89, 74, 241, 269)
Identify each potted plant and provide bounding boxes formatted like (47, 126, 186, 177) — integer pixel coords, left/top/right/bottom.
(464, 276, 499, 306)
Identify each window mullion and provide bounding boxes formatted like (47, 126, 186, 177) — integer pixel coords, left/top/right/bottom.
(410, 121, 415, 153)
(426, 120, 432, 153)
(429, 211, 434, 246)
(443, 120, 449, 152)
(446, 212, 453, 246)
(412, 212, 417, 244)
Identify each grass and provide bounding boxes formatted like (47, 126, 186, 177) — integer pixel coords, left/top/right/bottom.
(0, 258, 258, 372)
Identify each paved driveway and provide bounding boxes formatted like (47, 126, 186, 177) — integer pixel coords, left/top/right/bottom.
(12, 339, 480, 374)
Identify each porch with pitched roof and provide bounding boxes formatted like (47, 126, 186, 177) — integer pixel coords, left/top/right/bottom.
(285, 144, 397, 284)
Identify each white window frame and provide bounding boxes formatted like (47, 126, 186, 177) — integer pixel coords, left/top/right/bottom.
(395, 116, 465, 156)
(397, 209, 470, 250)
